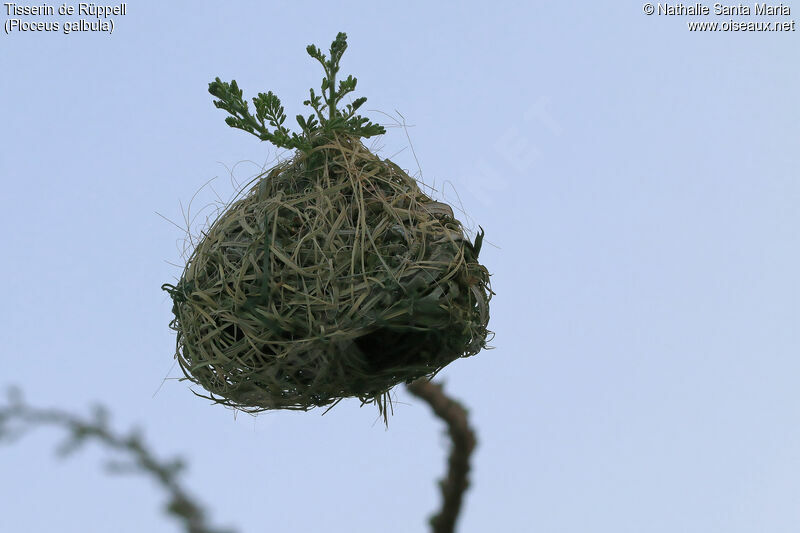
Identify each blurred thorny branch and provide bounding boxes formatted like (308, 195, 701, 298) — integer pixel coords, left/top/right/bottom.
(0, 387, 233, 533)
(0, 381, 476, 533)
(407, 379, 477, 533)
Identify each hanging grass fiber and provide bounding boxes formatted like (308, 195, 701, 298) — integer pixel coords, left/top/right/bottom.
(162, 33, 492, 415)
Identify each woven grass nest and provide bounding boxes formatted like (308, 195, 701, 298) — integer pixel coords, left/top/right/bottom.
(163, 33, 492, 415)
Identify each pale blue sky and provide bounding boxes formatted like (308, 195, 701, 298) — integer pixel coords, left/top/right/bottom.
(1, 2, 799, 532)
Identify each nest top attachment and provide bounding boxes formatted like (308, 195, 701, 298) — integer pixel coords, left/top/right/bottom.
(163, 34, 492, 417)
(207, 32, 384, 153)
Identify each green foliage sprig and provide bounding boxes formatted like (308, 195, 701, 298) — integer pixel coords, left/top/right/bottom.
(208, 32, 385, 152)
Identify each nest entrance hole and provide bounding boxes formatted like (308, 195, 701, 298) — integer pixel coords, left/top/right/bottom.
(355, 327, 437, 372)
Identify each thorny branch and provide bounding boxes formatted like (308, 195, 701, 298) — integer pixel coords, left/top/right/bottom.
(0, 388, 233, 533)
(407, 379, 477, 533)
(0, 382, 477, 533)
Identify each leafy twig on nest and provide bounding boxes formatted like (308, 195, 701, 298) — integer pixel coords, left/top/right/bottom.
(208, 32, 385, 152)
(407, 379, 477, 533)
(0, 388, 233, 533)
